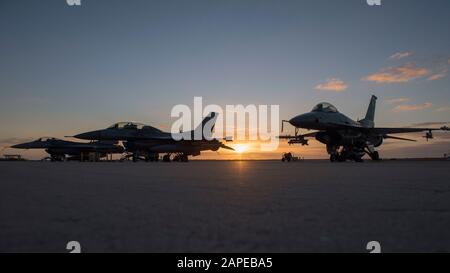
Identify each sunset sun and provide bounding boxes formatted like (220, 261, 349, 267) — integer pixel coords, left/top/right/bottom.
(233, 144, 250, 154)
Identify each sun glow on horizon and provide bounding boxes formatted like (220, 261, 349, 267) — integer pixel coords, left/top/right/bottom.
(232, 143, 251, 154)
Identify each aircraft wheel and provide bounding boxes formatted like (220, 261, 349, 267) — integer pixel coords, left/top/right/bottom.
(181, 155, 189, 162)
(330, 154, 337, 162)
(337, 153, 346, 162)
(354, 156, 364, 163)
(370, 151, 380, 161)
(51, 155, 63, 162)
(162, 154, 171, 162)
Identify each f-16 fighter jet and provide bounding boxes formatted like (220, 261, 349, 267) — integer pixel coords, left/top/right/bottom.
(73, 112, 233, 162)
(280, 95, 448, 162)
(11, 137, 124, 161)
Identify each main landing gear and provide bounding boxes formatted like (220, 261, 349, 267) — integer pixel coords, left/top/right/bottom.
(365, 144, 380, 161)
(162, 153, 189, 162)
(50, 154, 65, 162)
(123, 152, 159, 162)
(171, 153, 189, 162)
(368, 151, 380, 161)
(144, 153, 159, 162)
(121, 152, 190, 162)
(329, 150, 364, 162)
(328, 145, 381, 162)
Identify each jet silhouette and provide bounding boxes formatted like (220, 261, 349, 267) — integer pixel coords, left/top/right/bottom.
(280, 95, 448, 162)
(11, 137, 124, 161)
(73, 112, 233, 162)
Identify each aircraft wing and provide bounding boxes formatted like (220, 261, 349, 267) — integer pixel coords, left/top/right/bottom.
(362, 126, 448, 142)
(366, 127, 441, 135)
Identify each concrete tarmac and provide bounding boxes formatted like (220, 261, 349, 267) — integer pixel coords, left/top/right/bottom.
(0, 160, 449, 253)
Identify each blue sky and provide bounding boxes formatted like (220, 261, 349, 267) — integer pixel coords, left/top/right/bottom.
(0, 0, 449, 158)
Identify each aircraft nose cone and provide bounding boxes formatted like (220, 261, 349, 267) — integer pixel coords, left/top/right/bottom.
(289, 113, 316, 128)
(289, 114, 306, 127)
(288, 117, 298, 126)
(11, 143, 26, 149)
(10, 141, 39, 149)
(74, 130, 102, 140)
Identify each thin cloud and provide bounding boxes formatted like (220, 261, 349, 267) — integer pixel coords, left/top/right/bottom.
(364, 62, 429, 84)
(315, 78, 348, 92)
(390, 51, 413, 60)
(385, 97, 411, 104)
(427, 68, 448, 81)
(436, 107, 450, 112)
(392, 102, 433, 112)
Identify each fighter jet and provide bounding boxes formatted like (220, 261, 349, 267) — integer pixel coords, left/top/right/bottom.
(11, 137, 124, 161)
(280, 95, 448, 162)
(72, 112, 234, 162)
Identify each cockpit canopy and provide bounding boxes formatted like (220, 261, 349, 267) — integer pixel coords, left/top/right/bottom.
(37, 137, 58, 142)
(108, 122, 146, 130)
(311, 102, 338, 113)
(107, 122, 163, 133)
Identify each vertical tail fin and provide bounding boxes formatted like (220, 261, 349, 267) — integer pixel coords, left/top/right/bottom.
(360, 95, 377, 128)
